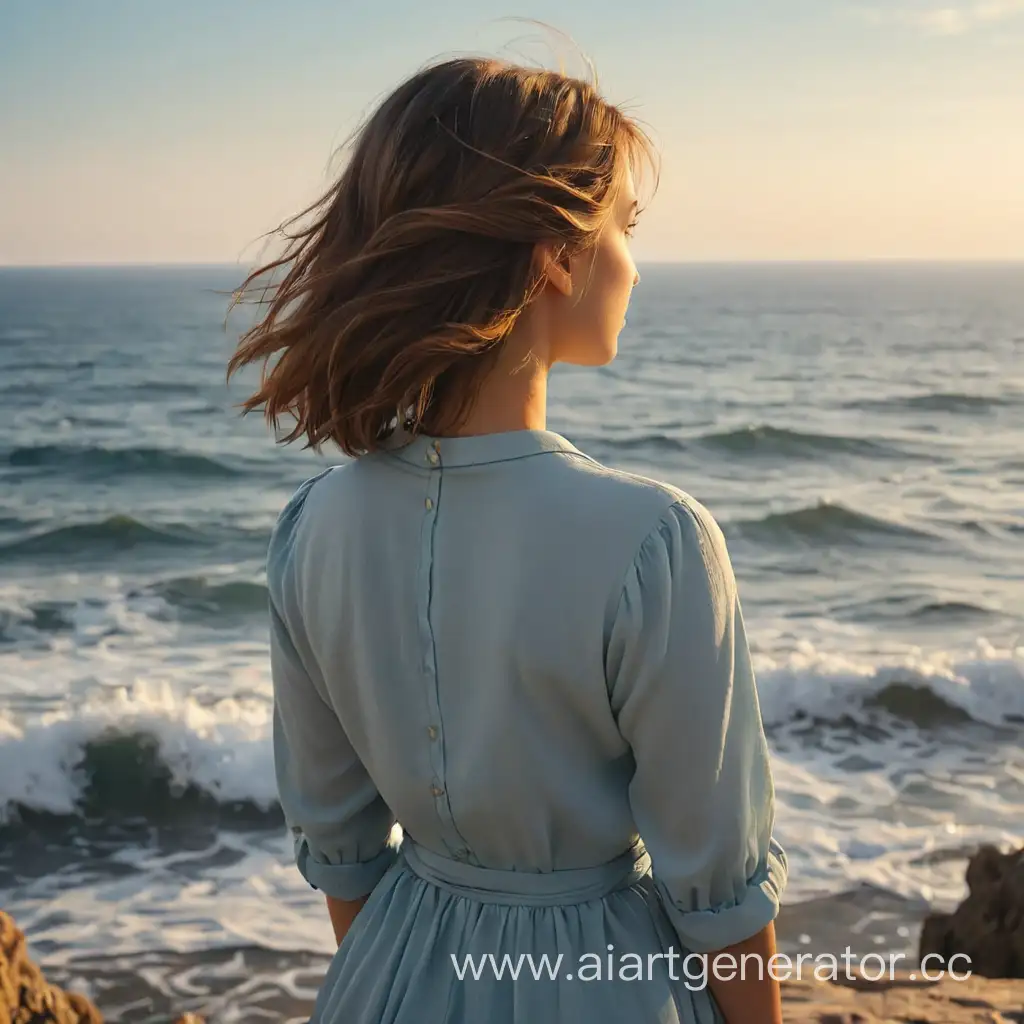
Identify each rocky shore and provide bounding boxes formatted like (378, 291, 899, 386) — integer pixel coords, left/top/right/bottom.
(3, 845, 1022, 1023)
(1, 909, 102, 1024)
(0, 911, 199, 1024)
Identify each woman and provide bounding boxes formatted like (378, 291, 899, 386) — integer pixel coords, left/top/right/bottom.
(229, 56, 787, 1024)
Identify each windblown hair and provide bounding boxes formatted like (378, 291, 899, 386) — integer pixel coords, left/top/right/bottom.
(227, 56, 656, 455)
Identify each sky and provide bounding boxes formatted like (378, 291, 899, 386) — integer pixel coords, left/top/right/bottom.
(1, 0, 1022, 265)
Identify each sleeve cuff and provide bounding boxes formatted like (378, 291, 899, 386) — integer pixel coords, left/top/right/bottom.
(294, 836, 399, 900)
(660, 838, 788, 954)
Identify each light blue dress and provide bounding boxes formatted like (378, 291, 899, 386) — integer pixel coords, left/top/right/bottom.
(267, 428, 787, 1023)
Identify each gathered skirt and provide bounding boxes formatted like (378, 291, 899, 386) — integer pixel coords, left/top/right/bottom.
(310, 839, 725, 1023)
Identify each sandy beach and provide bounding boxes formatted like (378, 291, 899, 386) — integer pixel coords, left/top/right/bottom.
(783, 972, 1024, 1022)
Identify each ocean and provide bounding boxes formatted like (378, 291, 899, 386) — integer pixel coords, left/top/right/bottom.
(1, 263, 1022, 1022)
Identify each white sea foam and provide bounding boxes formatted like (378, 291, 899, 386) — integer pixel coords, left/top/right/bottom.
(0, 643, 1020, 819)
(0, 681, 278, 818)
(754, 638, 1024, 728)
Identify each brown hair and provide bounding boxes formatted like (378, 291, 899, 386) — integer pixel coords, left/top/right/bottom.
(227, 56, 656, 456)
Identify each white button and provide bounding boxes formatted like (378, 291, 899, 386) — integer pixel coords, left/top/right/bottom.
(431, 783, 444, 797)
(425, 497, 433, 510)
(453, 848, 469, 861)
(427, 450, 439, 465)
(427, 725, 438, 740)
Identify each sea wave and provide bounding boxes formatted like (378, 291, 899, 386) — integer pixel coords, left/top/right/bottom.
(731, 500, 935, 545)
(0, 516, 204, 560)
(573, 425, 914, 461)
(1, 649, 1020, 824)
(144, 576, 269, 617)
(570, 433, 687, 455)
(0, 684, 278, 823)
(828, 592, 1003, 627)
(6, 443, 241, 478)
(0, 576, 268, 645)
(755, 642, 1024, 731)
(0, 599, 77, 643)
(909, 600, 997, 621)
(849, 392, 1016, 415)
(693, 425, 905, 459)
(0, 327, 49, 343)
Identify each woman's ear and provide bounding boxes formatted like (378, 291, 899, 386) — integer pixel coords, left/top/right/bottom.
(535, 242, 573, 298)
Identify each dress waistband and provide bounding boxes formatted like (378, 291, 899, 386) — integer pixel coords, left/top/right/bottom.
(398, 837, 651, 907)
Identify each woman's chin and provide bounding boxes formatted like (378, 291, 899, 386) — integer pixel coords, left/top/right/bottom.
(558, 334, 619, 367)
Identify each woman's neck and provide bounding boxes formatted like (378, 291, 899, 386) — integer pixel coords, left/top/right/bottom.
(446, 329, 551, 437)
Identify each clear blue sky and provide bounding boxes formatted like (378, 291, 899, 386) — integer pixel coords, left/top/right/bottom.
(2, 0, 1023, 264)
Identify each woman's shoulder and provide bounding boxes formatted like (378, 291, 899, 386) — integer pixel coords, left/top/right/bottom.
(548, 455, 733, 614)
(271, 465, 336, 527)
(612, 466, 725, 550)
(265, 466, 342, 580)
(564, 453, 724, 552)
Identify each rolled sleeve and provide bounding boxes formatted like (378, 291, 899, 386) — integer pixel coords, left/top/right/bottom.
(268, 477, 398, 901)
(294, 833, 398, 901)
(658, 837, 787, 953)
(606, 498, 788, 954)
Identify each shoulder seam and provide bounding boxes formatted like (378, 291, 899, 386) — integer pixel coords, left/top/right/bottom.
(282, 466, 336, 519)
(603, 467, 690, 504)
(569, 454, 695, 506)
(266, 467, 337, 592)
(560, 449, 602, 470)
(613, 498, 697, 590)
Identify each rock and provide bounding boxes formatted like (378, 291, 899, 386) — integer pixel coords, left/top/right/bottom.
(0, 911, 102, 1023)
(919, 912, 953, 962)
(1, 911, 206, 1024)
(919, 844, 1024, 978)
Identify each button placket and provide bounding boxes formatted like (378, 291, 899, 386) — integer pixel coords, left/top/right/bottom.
(419, 440, 456, 846)
(414, 439, 472, 860)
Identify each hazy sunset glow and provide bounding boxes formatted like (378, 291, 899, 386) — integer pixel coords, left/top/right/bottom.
(2, 0, 1023, 264)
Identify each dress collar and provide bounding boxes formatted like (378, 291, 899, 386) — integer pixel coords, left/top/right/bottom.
(380, 427, 591, 469)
